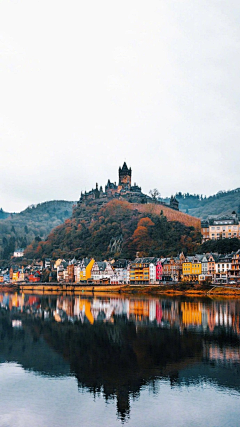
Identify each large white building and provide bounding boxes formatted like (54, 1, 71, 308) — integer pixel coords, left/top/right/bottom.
(201, 212, 240, 242)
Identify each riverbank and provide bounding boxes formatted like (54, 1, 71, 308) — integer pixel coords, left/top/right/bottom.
(1, 282, 240, 297)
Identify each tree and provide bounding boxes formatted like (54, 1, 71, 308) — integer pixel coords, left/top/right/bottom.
(149, 188, 161, 201)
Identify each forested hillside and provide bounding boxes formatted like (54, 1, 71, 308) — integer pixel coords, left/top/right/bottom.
(163, 188, 240, 218)
(0, 208, 10, 220)
(198, 238, 240, 254)
(25, 200, 201, 260)
(3, 186, 238, 261)
(0, 200, 75, 259)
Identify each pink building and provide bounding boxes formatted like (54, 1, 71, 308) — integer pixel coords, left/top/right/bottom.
(156, 260, 162, 281)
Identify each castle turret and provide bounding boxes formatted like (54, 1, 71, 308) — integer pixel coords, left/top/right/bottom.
(118, 162, 131, 190)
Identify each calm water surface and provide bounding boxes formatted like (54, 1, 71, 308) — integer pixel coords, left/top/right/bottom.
(1, 292, 240, 426)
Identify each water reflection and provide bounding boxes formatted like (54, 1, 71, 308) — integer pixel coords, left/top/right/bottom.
(1, 292, 240, 422)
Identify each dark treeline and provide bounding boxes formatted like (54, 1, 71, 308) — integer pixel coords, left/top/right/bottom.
(198, 238, 240, 254)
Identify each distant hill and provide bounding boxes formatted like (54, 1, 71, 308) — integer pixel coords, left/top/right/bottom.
(163, 188, 240, 219)
(25, 200, 201, 260)
(0, 200, 76, 260)
(0, 208, 10, 220)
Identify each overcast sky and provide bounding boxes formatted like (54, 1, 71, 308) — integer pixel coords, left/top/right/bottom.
(1, 0, 240, 212)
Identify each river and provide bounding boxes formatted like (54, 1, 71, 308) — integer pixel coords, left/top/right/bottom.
(0, 292, 240, 426)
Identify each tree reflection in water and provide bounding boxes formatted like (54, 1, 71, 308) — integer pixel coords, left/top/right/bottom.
(1, 293, 240, 422)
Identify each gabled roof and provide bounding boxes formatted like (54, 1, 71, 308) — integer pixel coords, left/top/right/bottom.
(82, 258, 92, 267)
(97, 262, 106, 271)
(113, 259, 128, 269)
(185, 256, 194, 262)
(195, 254, 204, 262)
(161, 258, 171, 265)
(134, 257, 158, 264)
(61, 261, 68, 268)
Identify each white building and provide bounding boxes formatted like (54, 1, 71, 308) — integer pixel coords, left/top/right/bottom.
(149, 262, 157, 283)
(91, 261, 114, 281)
(13, 248, 24, 257)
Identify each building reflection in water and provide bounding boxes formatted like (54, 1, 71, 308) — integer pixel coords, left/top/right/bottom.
(1, 292, 240, 421)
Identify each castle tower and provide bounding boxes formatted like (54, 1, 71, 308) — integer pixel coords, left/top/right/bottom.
(118, 162, 132, 190)
(170, 195, 179, 211)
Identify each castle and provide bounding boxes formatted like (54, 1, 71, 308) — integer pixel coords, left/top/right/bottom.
(79, 162, 179, 210)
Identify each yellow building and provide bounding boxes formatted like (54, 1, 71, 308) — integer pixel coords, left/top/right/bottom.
(12, 272, 19, 282)
(192, 262, 201, 275)
(80, 258, 95, 281)
(182, 258, 202, 282)
(182, 262, 192, 279)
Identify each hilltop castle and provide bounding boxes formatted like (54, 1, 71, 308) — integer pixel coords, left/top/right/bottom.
(79, 162, 148, 205)
(79, 162, 179, 210)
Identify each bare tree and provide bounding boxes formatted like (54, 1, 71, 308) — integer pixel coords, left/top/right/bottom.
(149, 188, 161, 201)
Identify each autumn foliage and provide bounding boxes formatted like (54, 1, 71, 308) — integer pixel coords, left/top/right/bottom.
(134, 203, 201, 229)
(25, 199, 201, 260)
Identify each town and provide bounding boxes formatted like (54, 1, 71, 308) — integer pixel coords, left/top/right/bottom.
(1, 201, 240, 286)
(1, 248, 240, 285)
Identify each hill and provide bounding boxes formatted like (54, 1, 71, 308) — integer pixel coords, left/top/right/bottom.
(163, 188, 240, 218)
(25, 200, 201, 260)
(0, 200, 76, 260)
(0, 208, 10, 220)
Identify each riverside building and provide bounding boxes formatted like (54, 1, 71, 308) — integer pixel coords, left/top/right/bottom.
(201, 212, 240, 242)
